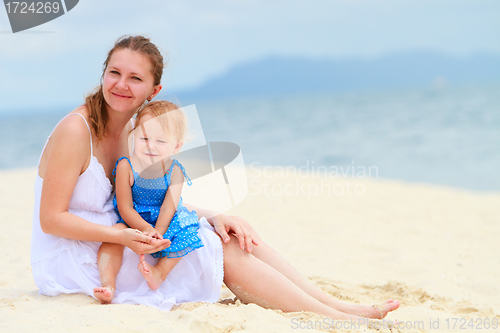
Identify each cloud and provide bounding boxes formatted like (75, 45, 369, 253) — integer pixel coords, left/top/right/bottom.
(0, 0, 499, 111)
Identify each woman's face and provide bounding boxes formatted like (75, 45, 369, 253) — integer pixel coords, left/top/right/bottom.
(102, 48, 161, 114)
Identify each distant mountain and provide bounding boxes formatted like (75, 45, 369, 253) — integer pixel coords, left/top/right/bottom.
(163, 52, 500, 102)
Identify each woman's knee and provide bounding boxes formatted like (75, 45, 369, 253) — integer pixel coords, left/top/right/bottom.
(222, 235, 255, 285)
(222, 234, 250, 265)
(232, 216, 264, 244)
(236, 216, 253, 232)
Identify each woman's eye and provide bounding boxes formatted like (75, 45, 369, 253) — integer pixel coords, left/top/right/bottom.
(141, 137, 148, 141)
(132, 76, 142, 81)
(110, 70, 119, 75)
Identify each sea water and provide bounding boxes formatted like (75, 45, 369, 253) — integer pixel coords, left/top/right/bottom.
(1, 83, 499, 191)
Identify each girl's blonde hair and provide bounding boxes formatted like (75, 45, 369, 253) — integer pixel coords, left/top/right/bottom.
(136, 101, 188, 142)
(85, 35, 165, 142)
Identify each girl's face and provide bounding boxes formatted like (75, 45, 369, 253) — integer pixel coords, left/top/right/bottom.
(103, 49, 161, 114)
(134, 114, 182, 166)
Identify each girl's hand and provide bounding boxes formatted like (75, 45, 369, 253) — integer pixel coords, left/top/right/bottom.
(210, 214, 260, 253)
(142, 227, 163, 240)
(120, 228, 170, 255)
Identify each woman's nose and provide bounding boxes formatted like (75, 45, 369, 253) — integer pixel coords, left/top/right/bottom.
(116, 77, 128, 90)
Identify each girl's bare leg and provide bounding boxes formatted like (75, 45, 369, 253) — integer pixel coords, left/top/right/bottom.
(235, 222, 399, 319)
(93, 224, 127, 304)
(138, 255, 181, 290)
(222, 235, 362, 320)
(93, 242, 124, 303)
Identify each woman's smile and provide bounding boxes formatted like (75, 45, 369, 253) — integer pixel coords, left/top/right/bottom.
(111, 92, 132, 99)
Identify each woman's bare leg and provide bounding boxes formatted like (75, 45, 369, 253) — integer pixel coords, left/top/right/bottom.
(222, 235, 362, 320)
(249, 240, 398, 318)
(93, 224, 127, 304)
(237, 221, 399, 318)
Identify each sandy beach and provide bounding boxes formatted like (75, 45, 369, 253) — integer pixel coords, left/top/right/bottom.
(0, 167, 499, 332)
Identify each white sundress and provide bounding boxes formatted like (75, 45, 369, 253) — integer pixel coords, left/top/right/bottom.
(30, 113, 224, 310)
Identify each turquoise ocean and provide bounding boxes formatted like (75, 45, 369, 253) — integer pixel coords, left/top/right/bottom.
(1, 83, 499, 191)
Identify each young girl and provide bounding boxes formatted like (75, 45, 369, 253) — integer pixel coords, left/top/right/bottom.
(94, 100, 203, 302)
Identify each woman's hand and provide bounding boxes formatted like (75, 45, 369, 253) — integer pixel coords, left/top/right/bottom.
(120, 228, 170, 255)
(142, 226, 164, 240)
(183, 203, 261, 253)
(209, 215, 260, 253)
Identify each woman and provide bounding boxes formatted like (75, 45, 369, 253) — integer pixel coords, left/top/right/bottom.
(32, 35, 399, 319)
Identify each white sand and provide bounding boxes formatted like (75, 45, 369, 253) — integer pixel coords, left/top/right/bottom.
(1, 167, 499, 332)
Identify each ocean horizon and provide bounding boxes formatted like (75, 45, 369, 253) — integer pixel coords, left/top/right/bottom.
(1, 83, 499, 192)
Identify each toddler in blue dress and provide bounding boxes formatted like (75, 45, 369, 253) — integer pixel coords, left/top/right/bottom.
(112, 157, 202, 258)
(94, 101, 203, 302)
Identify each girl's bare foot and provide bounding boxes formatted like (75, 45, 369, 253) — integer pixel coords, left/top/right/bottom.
(351, 299, 400, 319)
(138, 254, 165, 290)
(93, 286, 115, 304)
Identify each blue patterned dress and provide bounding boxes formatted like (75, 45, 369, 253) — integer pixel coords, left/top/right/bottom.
(113, 157, 203, 258)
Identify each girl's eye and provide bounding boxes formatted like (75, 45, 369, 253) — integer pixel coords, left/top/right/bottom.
(157, 140, 166, 144)
(141, 137, 148, 141)
(132, 77, 142, 81)
(110, 70, 119, 75)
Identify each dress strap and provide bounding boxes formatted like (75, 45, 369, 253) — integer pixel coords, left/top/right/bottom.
(130, 117, 136, 153)
(37, 113, 93, 166)
(112, 157, 133, 176)
(72, 113, 93, 156)
(166, 159, 192, 186)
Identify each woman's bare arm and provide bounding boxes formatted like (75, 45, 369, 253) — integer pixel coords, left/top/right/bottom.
(38, 115, 168, 253)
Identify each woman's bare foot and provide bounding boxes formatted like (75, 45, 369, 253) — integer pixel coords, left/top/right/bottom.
(93, 286, 115, 304)
(138, 254, 165, 290)
(350, 299, 400, 319)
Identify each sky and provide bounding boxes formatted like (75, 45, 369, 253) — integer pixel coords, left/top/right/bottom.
(0, 0, 499, 112)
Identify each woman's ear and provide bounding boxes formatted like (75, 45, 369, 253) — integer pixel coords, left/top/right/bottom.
(148, 84, 163, 101)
